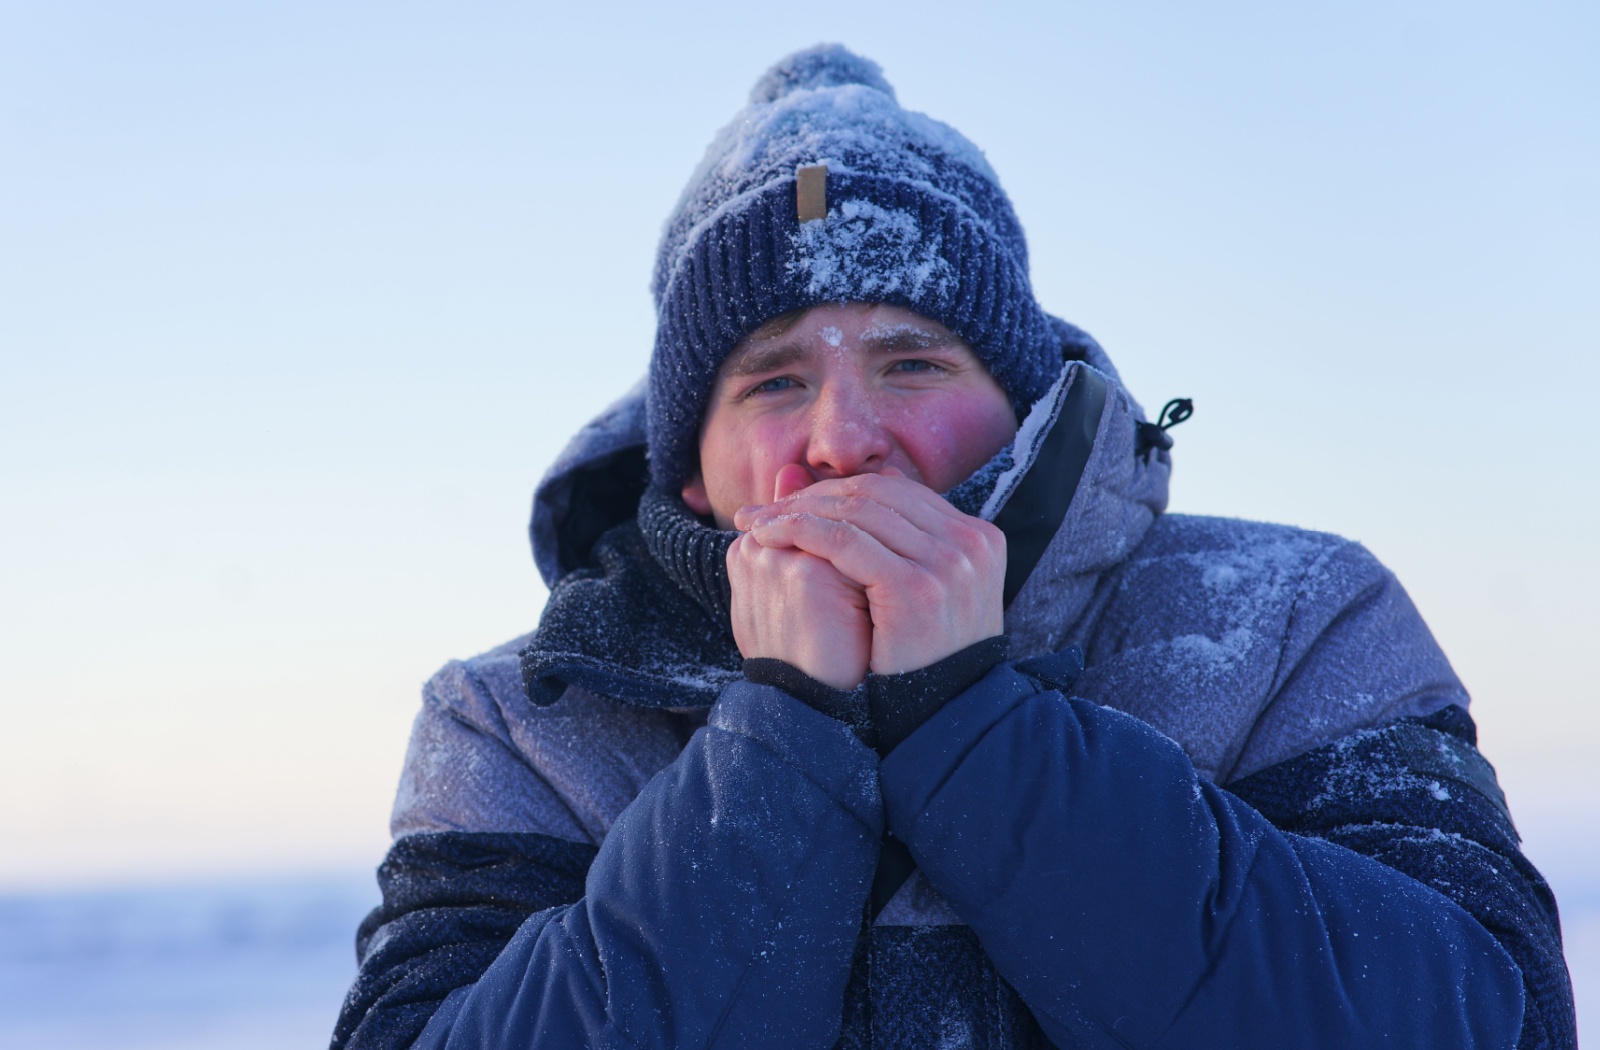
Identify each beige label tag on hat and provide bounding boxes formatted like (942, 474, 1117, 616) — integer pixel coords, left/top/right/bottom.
(796, 164, 828, 223)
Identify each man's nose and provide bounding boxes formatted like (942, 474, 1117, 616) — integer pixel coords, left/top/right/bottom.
(804, 383, 892, 479)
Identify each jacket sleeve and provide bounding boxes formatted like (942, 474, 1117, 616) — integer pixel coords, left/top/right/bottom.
(335, 681, 883, 1050)
(878, 663, 1570, 1049)
(1228, 705, 1575, 1049)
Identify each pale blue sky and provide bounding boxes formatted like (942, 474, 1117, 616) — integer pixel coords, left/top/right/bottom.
(2, 0, 1597, 888)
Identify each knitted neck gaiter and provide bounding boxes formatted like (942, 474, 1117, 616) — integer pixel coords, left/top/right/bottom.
(638, 487, 735, 626)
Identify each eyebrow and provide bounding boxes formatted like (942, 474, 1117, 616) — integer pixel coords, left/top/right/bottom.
(722, 324, 966, 381)
(721, 342, 811, 379)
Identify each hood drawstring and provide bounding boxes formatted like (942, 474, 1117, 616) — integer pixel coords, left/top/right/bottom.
(1135, 398, 1193, 459)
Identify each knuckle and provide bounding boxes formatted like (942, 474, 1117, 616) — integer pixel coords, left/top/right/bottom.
(837, 493, 870, 517)
(972, 517, 1004, 544)
(961, 519, 1006, 559)
(842, 473, 879, 496)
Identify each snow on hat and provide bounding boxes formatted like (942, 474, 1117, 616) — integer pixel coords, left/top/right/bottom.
(647, 43, 1060, 489)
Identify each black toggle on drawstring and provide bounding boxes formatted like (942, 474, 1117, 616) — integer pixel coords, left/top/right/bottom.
(1134, 398, 1194, 458)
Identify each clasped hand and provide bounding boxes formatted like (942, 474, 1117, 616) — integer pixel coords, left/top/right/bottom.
(727, 466, 1007, 690)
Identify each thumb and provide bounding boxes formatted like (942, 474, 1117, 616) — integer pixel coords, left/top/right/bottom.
(773, 463, 814, 501)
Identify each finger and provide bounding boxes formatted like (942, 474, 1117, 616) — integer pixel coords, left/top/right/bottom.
(746, 488, 1005, 590)
(738, 472, 959, 538)
(736, 464, 815, 526)
(732, 470, 934, 528)
(726, 542, 872, 689)
(810, 472, 970, 527)
(742, 511, 921, 592)
(729, 532, 866, 596)
(773, 463, 814, 502)
(746, 493, 939, 563)
(797, 472, 947, 509)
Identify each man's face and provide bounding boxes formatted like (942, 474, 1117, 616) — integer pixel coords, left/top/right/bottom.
(682, 303, 1020, 528)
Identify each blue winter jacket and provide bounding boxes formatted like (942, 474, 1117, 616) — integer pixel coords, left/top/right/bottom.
(331, 327, 1574, 1048)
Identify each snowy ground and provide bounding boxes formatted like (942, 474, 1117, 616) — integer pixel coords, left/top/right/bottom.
(1, 865, 1593, 1047)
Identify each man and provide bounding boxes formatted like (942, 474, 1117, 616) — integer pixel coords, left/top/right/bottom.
(332, 45, 1574, 1048)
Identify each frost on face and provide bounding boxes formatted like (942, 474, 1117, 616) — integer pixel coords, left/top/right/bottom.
(859, 320, 930, 342)
(788, 200, 955, 302)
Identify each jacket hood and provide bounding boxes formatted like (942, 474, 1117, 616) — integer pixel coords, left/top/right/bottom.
(529, 319, 1169, 663)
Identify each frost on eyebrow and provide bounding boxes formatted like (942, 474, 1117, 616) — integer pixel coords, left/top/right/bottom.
(859, 320, 969, 354)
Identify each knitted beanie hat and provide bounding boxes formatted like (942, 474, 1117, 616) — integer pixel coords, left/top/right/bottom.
(647, 44, 1061, 489)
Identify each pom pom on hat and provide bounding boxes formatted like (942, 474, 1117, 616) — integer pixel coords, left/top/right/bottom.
(747, 43, 897, 104)
(647, 45, 1060, 490)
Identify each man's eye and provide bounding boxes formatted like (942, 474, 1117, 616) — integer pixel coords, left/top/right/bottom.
(890, 359, 943, 375)
(748, 376, 797, 396)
